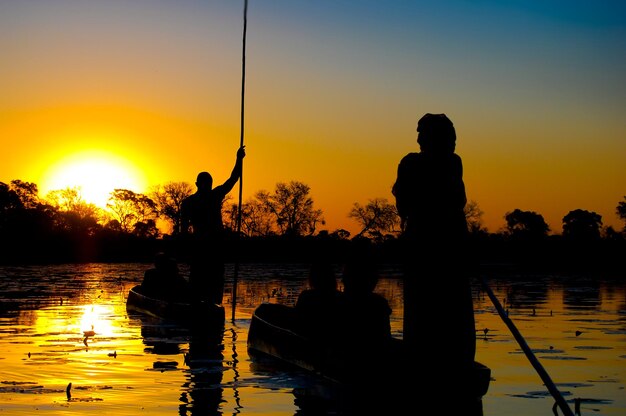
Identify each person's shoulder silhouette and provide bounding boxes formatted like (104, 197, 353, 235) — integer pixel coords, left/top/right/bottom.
(142, 253, 188, 300)
(392, 113, 467, 239)
(341, 258, 391, 344)
(295, 261, 341, 337)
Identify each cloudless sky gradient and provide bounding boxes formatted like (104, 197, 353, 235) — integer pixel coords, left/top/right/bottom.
(1, 0, 624, 235)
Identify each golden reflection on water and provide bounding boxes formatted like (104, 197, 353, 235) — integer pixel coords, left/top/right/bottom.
(472, 278, 626, 416)
(0, 264, 624, 415)
(77, 305, 115, 337)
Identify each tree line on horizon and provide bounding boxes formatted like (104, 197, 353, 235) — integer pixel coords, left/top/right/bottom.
(1, 178, 625, 265)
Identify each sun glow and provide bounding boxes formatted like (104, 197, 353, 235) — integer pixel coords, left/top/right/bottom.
(41, 151, 147, 208)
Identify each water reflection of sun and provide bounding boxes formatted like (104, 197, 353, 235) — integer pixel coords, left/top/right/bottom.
(79, 304, 116, 337)
(34, 304, 116, 339)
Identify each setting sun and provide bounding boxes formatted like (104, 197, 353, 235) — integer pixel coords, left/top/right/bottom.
(41, 150, 147, 208)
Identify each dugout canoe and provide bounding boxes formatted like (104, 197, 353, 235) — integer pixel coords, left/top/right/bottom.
(247, 302, 491, 399)
(126, 284, 225, 324)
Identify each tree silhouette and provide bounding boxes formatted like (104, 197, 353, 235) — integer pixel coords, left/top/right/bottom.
(9, 180, 40, 209)
(45, 187, 102, 235)
(348, 197, 399, 238)
(0, 181, 22, 212)
(617, 196, 626, 231)
(465, 200, 487, 234)
(504, 209, 550, 239)
(0, 181, 26, 235)
(149, 182, 194, 235)
(223, 198, 274, 237)
(255, 181, 324, 237)
(562, 209, 602, 241)
(107, 189, 158, 235)
(329, 228, 351, 240)
(0, 180, 54, 235)
(2, 176, 625, 266)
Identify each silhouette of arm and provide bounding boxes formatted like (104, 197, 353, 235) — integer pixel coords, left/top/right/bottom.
(215, 146, 246, 195)
(452, 154, 467, 209)
(392, 153, 419, 223)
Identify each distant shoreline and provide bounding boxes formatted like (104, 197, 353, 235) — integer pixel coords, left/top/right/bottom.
(1, 234, 623, 276)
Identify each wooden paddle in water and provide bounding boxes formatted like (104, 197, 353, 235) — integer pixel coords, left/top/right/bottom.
(481, 276, 575, 416)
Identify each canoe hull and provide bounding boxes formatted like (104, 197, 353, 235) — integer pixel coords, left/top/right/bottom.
(126, 285, 225, 324)
(247, 302, 491, 399)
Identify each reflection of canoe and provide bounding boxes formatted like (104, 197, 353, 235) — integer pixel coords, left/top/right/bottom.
(126, 285, 225, 323)
(247, 303, 491, 399)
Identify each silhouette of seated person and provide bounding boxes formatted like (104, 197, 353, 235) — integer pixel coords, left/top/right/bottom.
(141, 253, 189, 300)
(339, 260, 392, 350)
(295, 261, 342, 339)
(329, 255, 393, 385)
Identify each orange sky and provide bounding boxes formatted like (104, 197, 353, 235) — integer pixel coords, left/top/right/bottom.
(1, 1, 624, 235)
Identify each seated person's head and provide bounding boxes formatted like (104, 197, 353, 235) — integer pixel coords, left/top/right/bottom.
(308, 262, 336, 292)
(154, 252, 178, 275)
(342, 261, 378, 294)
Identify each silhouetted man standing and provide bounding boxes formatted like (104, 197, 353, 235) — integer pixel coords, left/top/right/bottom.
(181, 146, 245, 305)
(392, 114, 476, 377)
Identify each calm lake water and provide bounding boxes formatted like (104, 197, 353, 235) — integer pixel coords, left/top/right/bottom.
(0, 263, 624, 415)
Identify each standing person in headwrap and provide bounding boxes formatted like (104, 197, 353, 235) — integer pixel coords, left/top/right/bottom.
(392, 113, 476, 376)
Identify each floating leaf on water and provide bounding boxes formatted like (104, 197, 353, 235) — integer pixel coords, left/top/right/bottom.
(68, 397, 104, 402)
(539, 355, 587, 361)
(571, 398, 613, 405)
(153, 361, 178, 370)
(574, 345, 612, 350)
(1, 381, 38, 385)
(555, 382, 594, 388)
(532, 348, 564, 354)
(587, 378, 619, 383)
(74, 385, 113, 391)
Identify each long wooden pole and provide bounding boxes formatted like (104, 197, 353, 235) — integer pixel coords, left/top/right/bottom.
(481, 277, 574, 416)
(231, 0, 248, 322)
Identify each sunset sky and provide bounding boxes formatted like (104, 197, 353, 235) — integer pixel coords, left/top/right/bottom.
(1, 1, 624, 235)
